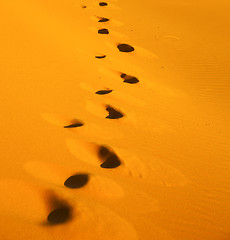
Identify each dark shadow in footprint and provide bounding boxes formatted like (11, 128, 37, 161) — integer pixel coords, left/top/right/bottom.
(95, 90, 113, 95)
(121, 73, 139, 84)
(98, 145, 121, 168)
(99, 2, 108, 6)
(100, 154, 121, 168)
(44, 191, 73, 226)
(81, 5, 87, 8)
(117, 44, 135, 52)
(64, 119, 84, 128)
(95, 55, 106, 59)
(98, 28, 109, 34)
(64, 174, 89, 189)
(105, 105, 124, 119)
(47, 206, 72, 224)
(98, 17, 110, 22)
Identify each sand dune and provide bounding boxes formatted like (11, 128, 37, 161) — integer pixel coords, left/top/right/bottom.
(0, 0, 230, 239)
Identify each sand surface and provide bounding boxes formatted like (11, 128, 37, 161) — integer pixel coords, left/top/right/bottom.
(0, 0, 230, 239)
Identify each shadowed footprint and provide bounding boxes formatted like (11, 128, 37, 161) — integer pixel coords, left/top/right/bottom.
(95, 90, 113, 95)
(64, 174, 89, 189)
(98, 17, 110, 22)
(64, 119, 84, 128)
(101, 154, 121, 168)
(121, 73, 139, 84)
(98, 145, 121, 168)
(47, 206, 72, 224)
(46, 192, 73, 225)
(98, 28, 109, 34)
(81, 5, 87, 8)
(95, 55, 106, 59)
(117, 44, 135, 52)
(105, 105, 124, 119)
(99, 2, 108, 6)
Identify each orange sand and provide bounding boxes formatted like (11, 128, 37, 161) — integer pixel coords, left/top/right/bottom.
(0, 0, 230, 239)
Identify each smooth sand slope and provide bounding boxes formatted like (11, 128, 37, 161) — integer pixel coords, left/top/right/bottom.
(0, 0, 230, 239)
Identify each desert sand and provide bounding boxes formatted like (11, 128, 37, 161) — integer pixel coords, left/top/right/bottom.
(0, 0, 230, 239)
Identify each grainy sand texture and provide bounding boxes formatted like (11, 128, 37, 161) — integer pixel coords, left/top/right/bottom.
(0, 0, 230, 239)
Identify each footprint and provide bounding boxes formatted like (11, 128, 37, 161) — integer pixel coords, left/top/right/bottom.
(105, 105, 124, 119)
(91, 16, 122, 26)
(98, 145, 121, 168)
(98, 28, 109, 34)
(98, 17, 110, 22)
(64, 174, 89, 189)
(64, 119, 84, 128)
(47, 206, 72, 224)
(120, 73, 139, 84)
(81, 5, 87, 8)
(95, 89, 113, 95)
(117, 43, 135, 52)
(95, 55, 106, 59)
(41, 113, 84, 129)
(99, 2, 108, 6)
(45, 190, 73, 225)
(65, 138, 123, 169)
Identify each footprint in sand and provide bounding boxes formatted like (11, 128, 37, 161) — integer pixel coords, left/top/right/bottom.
(45, 190, 73, 225)
(117, 43, 135, 52)
(99, 2, 108, 6)
(105, 104, 124, 119)
(47, 206, 72, 224)
(98, 28, 109, 34)
(64, 173, 89, 189)
(98, 145, 121, 168)
(64, 119, 84, 128)
(41, 113, 84, 129)
(95, 89, 113, 95)
(65, 138, 122, 169)
(98, 17, 110, 22)
(120, 73, 139, 84)
(95, 55, 106, 59)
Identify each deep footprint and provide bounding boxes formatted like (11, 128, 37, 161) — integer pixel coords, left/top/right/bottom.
(98, 17, 110, 22)
(95, 90, 113, 95)
(64, 119, 84, 128)
(95, 55, 106, 59)
(100, 154, 121, 168)
(117, 44, 135, 53)
(121, 73, 139, 84)
(64, 174, 89, 189)
(47, 206, 72, 224)
(105, 105, 124, 119)
(99, 2, 108, 6)
(98, 28, 109, 34)
(98, 145, 121, 168)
